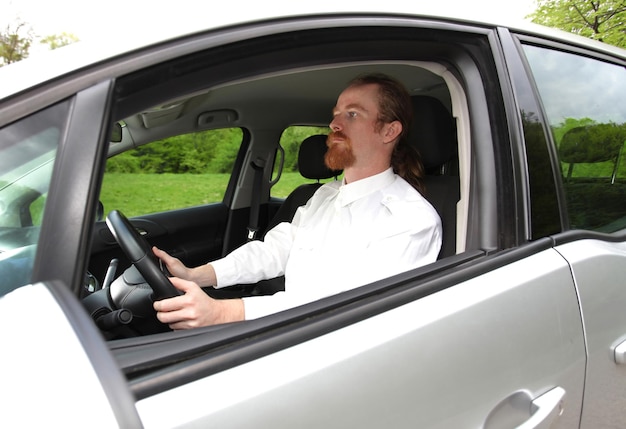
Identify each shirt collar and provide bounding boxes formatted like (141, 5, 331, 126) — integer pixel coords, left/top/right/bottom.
(336, 167, 396, 207)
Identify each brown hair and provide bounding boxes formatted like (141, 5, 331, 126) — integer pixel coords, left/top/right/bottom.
(348, 73, 425, 194)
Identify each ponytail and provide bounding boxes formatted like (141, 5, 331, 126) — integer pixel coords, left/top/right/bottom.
(392, 140, 425, 195)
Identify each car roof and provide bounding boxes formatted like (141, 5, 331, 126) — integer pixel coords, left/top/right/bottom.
(1, 4, 624, 103)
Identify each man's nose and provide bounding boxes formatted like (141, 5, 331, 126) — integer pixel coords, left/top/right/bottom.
(329, 117, 341, 131)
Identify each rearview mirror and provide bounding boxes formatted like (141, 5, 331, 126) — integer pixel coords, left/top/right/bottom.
(110, 122, 123, 143)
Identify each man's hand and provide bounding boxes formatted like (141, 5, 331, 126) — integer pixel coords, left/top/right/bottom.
(153, 246, 218, 286)
(153, 277, 244, 329)
(153, 247, 192, 279)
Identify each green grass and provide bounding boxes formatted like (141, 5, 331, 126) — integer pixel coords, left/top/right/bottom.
(100, 172, 337, 217)
(561, 158, 625, 179)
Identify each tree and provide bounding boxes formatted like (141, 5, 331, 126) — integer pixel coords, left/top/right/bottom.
(0, 21, 33, 66)
(40, 32, 79, 50)
(528, 0, 626, 48)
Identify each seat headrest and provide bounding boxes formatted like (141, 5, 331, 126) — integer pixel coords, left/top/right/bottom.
(298, 134, 342, 180)
(408, 96, 457, 170)
(560, 124, 626, 163)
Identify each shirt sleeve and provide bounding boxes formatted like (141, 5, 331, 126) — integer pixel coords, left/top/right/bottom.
(241, 292, 298, 320)
(211, 220, 295, 287)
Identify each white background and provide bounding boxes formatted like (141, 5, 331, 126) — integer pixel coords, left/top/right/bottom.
(5, 0, 538, 47)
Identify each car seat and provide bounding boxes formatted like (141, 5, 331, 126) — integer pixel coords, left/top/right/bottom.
(263, 134, 341, 234)
(408, 96, 460, 259)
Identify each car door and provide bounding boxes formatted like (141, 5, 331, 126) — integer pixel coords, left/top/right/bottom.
(116, 19, 586, 428)
(0, 280, 142, 428)
(131, 246, 585, 428)
(517, 42, 626, 427)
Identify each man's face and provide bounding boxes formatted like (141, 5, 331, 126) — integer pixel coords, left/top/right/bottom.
(326, 83, 382, 170)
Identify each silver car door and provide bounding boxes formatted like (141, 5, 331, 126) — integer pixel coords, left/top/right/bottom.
(135, 246, 585, 429)
(0, 281, 142, 428)
(556, 239, 626, 428)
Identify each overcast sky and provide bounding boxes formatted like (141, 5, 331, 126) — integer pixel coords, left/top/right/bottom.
(5, 0, 538, 42)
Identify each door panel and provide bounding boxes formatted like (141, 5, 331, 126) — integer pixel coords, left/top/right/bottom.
(88, 204, 229, 282)
(0, 281, 142, 428)
(556, 239, 626, 428)
(136, 249, 585, 428)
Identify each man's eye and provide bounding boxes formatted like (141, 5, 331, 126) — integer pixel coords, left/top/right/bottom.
(348, 111, 357, 118)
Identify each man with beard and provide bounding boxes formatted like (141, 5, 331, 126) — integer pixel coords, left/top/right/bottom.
(152, 73, 442, 328)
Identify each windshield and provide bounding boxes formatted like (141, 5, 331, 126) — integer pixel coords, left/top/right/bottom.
(0, 102, 68, 297)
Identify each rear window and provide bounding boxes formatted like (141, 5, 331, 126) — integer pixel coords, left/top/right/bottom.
(523, 45, 626, 232)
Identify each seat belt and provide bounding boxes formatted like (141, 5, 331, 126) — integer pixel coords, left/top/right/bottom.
(248, 157, 266, 241)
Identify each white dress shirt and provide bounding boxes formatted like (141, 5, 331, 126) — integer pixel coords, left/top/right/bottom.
(211, 167, 442, 319)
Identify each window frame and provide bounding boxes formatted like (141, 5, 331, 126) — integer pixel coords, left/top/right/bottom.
(104, 20, 512, 396)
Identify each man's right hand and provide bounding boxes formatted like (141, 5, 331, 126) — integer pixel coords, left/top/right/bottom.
(153, 277, 244, 329)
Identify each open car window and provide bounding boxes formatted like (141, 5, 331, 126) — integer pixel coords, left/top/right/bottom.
(91, 22, 492, 345)
(91, 24, 515, 395)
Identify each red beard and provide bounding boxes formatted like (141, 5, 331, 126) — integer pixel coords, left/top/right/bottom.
(325, 131, 355, 170)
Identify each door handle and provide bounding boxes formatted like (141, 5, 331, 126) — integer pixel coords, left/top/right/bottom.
(614, 339, 626, 364)
(516, 386, 565, 429)
(484, 387, 566, 429)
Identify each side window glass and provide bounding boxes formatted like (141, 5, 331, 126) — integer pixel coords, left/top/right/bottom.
(102, 128, 243, 217)
(523, 45, 626, 232)
(270, 125, 338, 198)
(0, 102, 68, 296)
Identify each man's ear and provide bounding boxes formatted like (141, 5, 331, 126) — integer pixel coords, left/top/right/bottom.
(383, 120, 402, 144)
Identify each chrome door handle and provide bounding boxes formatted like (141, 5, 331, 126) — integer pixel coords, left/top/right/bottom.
(614, 340, 626, 364)
(516, 386, 566, 429)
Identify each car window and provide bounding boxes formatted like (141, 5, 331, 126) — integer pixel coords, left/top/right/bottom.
(270, 125, 338, 198)
(101, 128, 243, 217)
(0, 102, 68, 297)
(523, 45, 626, 232)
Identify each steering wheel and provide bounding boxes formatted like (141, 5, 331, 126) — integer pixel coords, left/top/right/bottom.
(105, 210, 181, 301)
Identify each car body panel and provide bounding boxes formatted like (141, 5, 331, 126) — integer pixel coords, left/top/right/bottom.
(135, 249, 585, 428)
(555, 238, 626, 427)
(0, 282, 141, 428)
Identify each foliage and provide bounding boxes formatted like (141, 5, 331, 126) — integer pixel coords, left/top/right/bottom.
(528, 0, 626, 48)
(0, 21, 32, 66)
(107, 126, 330, 175)
(106, 128, 242, 174)
(551, 117, 597, 143)
(552, 118, 626, 231)
(523, 112, 626, 234)
(102, 125, 332, 217)
(40, 32, 79, 50)
(559, 122, 626, 164)
(1, 16, 79, 65)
